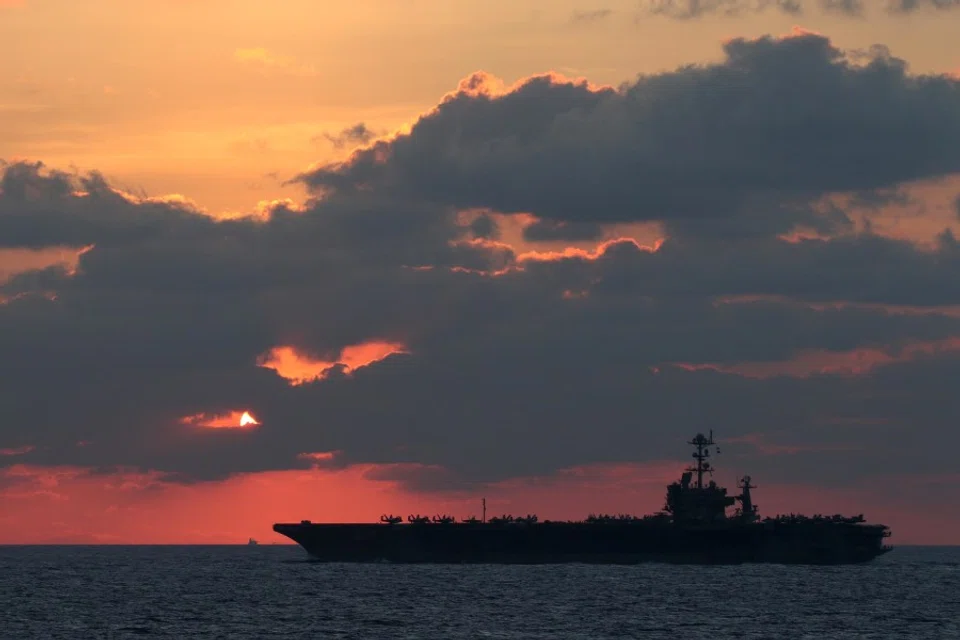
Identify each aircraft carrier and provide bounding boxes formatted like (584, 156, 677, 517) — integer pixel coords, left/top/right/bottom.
(273, 432, 892, 564)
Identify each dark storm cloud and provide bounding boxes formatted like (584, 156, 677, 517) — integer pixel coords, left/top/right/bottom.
(299, 33, 960, 239)
(583, 232, 960, 306)
(2, 32, 960, 495)
(3, 172, 960, 485)
(468, 213, 500, 240)
(661, 199, 854, 240)
(848, 187, 913, 210)
(0, 162, 221, 249)
(258, 346, 960, 489)
(521, 218, 605, 242)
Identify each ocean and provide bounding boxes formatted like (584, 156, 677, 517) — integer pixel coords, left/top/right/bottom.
(0, 545, 956, 639)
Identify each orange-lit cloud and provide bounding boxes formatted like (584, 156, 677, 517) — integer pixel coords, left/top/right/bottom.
(180, 411, 260, 430)
(0, 445, 33, 456)
(257, 341, 408, 385)
(671, 337, 960, 379)
(0, 246, 89, 285)
(714, 294, 960, 317)
(297, 451, 339, 464)
(516, 237, 662, 263)
(447, 70, 614, 102)
(726, 433, 854, 456)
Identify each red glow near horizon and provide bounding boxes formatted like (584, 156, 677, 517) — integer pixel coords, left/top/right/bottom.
(0, 461, 954, 545)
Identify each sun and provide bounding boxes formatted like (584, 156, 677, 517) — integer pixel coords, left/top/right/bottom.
(179, 410, 261, 429)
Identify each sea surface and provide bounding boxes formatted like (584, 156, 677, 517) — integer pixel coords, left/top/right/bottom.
(0, 545, 956, 639)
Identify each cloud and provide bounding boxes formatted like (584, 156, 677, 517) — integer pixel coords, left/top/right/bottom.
(300, 31, 960, 240)
(521, 218, 605, 242)
(571, 8, 613, 23)
(820, 0, 864, 15)
(315, 123, 379, 150)
(0, 161, 217, 249)
(644, 0, 802, 19)
(640, 0, 960, 17)
(233, 47, 317, 77)
(2, 32, 960, 513)
(3, 163, 960, 488)
(888, 0, 960, 12)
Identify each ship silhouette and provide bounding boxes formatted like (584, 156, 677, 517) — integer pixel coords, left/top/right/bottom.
(273, 432, 892, 564)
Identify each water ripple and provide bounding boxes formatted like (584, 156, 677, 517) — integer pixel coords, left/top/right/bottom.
(0, 545, 956, 639)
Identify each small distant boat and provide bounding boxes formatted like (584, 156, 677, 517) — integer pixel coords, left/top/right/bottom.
(248, 537, 258, 546)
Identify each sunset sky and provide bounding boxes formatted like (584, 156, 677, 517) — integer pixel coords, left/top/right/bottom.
(3, 0, 960, 545)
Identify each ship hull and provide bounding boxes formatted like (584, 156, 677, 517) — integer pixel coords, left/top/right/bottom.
(273, 521, 891, 565)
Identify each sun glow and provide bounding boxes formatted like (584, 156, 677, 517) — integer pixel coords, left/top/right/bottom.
(180, 410, 261, 429)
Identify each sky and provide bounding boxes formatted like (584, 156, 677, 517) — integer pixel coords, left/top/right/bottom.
(2, 0, 960, 545)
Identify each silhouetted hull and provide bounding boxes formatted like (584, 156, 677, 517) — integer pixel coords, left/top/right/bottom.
(273, 521, 891, 565)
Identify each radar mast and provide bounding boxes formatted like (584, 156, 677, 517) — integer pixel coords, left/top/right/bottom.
(686, 430, 718, 489)
(736, 475, 759, 522)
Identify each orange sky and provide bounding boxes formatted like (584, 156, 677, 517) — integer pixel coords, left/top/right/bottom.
(4, 1, 960, 545)
(3, 0, 960, 214)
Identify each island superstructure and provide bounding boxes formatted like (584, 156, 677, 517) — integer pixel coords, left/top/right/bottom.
(273, 432, 892, 564)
